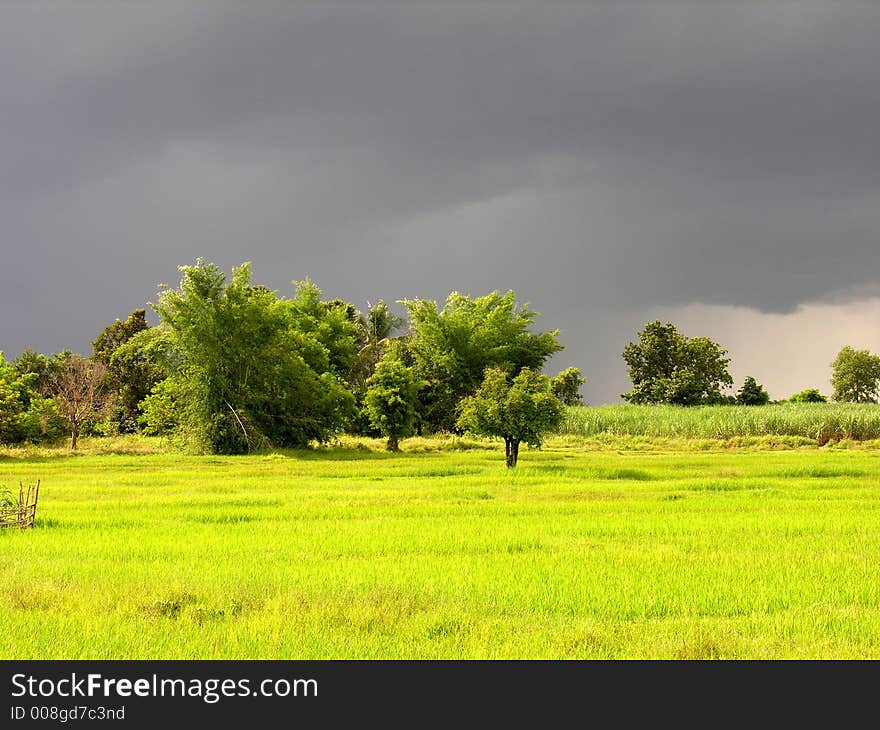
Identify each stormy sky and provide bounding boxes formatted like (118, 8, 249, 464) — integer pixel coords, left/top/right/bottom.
(2, 2, 879, 402)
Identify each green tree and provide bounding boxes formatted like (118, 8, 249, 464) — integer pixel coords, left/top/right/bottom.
(550, 367, 585, 406)
(6, 350, 66, 442)
(621, 321, 733, 405)
(153, 260, 353, 453)
(831, 346, 880, 403)
(787, 389, 827, 403)
(457, 367, 564, 467)
(364, 357, 419, 451)
(92, 309, 164, 433)
(92, 309, 149, 363)
(345, 300, 406, 435)
(0, 352, 57, 443)
(403, 291, 563, 432)
(283, 279, 363, 382)
(13, 349, 54, 398)
(0, 377, 24, 444)
(735, 376, 770, 406)
(350, 300, 405, 392)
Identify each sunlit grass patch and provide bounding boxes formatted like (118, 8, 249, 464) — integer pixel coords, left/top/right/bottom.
(2, 437, 880, 658)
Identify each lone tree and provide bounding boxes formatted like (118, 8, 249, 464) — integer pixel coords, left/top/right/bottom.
(364, 357, 419, 451)
(46, 355, 108, 449)
(550, 367, 585, 406)
(735, 376, 770, 406)
(457, 367, 564, 468)
(831, 346, 880, 403)
(621, 321, 732, 405)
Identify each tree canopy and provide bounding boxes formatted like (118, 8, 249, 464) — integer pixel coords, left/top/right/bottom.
(831, 346, 880, 403)
(0, 351, 62, 444)
(364, 356, 420, 451)
(1, 261, 588, 452)
(402, 291, 563, 432)
(621, 321, 732, 405)
(153, 260, 354, 453)
(92, 309, 162, 433)
(550, 367, 585, 406)
(457, 367, 564, 467)
(736, 376, 770, 406)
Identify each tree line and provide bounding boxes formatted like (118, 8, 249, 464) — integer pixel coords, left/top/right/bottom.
(620, 320, 880, 407)
(0, 260, 583, 465)
(1, 260, 878, 464)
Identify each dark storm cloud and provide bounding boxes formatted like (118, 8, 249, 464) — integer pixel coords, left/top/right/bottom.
(1, 3, 879, 400)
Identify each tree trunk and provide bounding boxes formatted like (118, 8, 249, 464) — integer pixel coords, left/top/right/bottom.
(70, 423, 78, 451)
(505, 438, 519, 468)
(387, 434, 400, 452)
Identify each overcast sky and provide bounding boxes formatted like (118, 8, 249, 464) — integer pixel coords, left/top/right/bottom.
(2, 2, 879, 402)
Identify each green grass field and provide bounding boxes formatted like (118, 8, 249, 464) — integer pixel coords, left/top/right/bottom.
(2, 436, 880, 659)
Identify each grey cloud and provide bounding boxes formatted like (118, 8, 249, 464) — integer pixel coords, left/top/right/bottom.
(1, 3, 879, 400)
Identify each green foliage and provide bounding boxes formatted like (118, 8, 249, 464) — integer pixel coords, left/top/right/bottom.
(0, 352, 61, 444)
(92, 309, 150, 364)
(457, 367, 564, 466)
(550, 367, 585, 406)
(621, 321, 733, 405)
(349, 300, 405, 396)
(735, 376, 770, 406)
(0, 377, 24, 444)
(403, 291, 563, 432)
(345, 300, 406, 437)
(0, 487, 14, 510)
(12, 349, 54, 398)
(831, 346, 880, 403)
(364, 357, 420, 451)
(138, 378, 180, 437)
(284, 279, 363, 381)
(152, 260, 354, 453)
(92, 310, 165, 433)
(21, 397, 65, 443)
(364, 300, 404, 345)
(788, 389, 827, 404)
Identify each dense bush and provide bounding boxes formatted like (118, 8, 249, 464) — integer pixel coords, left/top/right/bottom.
(787, 389, 827, 404)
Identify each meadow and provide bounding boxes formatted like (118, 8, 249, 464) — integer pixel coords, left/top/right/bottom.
(2, 433, 880, 659)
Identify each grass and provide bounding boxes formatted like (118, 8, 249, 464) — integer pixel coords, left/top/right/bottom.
(562, 403, 880, 442)
(2, 434, 880, 659)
